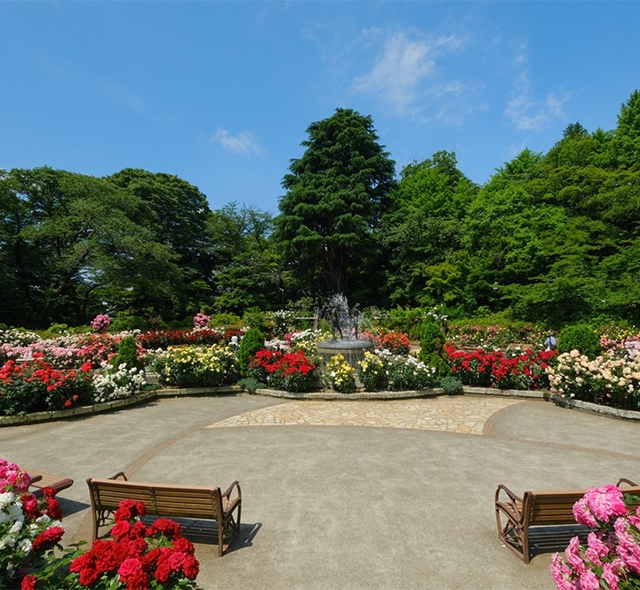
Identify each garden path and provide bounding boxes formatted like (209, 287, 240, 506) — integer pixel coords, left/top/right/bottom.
(3, 393, 638, 590)
(207, 396, 522, 434)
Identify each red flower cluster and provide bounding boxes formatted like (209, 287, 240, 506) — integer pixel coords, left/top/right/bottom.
(445, 346, 556, 390)
(0, 357, 93, 413)
(363, 330, 412, 355)
(251, 349, 316, 376)
(250, 349, 317, 392)
(68, 499, 199, 589)
(74, 334, 121, 368)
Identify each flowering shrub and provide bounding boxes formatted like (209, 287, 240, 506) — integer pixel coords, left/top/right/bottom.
(90, 315, 111, 334)
(0, 356, 94, 416)
(151, 345, 238, 388)
(249, 349, 317, 392)
(137, 329, 223, 351)
(547, 351, 640, 410)
(375, 349, 437, 391)
(193, 313, 211, 329)
(0, 459, 64, 587)
(357, 351, 386, 391)
(0, 333, 121, 370)
(447, 321, 546, 349)
(445, 346, 555, 390)
(551, 484, 640, 590)
(286, 330, 331, 358)
(92, 363, 147, 403)
(0, 329, 40, 347)
(364, 330, 411, 356)
(24, 498, 200, 589)
(325, 355, 356, 393)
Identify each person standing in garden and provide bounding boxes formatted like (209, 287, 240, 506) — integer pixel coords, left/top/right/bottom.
(544, 332, 557, 350)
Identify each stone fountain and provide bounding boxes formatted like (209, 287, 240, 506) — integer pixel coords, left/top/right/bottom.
(316, 294, 374, 370)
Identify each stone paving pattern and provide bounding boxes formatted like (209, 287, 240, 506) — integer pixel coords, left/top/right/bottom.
(208, 396, 523, 434)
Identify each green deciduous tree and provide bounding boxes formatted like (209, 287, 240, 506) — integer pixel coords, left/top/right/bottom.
(207, 203, 283, 314)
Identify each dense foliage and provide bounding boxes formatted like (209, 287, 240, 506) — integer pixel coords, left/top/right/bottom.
(2, 91, 640, 328)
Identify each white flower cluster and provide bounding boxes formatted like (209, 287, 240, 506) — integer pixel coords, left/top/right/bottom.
(0, 491, 61, 575)
(0, 329, 40, 347)
(547, 350, 640, 398)
(374, 349, 437, 390)
(92, 362, 146, 403)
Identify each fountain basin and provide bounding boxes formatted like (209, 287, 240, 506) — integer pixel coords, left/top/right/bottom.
(317, 339, 375, 371)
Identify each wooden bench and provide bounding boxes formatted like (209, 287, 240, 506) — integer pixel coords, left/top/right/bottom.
(495, 479, 640, 563)
(27, 469, 74, 499)
(86, 472, 242, 556)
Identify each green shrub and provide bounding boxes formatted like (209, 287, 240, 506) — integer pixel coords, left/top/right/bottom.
(110, 314, 149, 332)
(40, 323, 70, 339)
(110, 336, 144, 371)
(243, 308, 274, 337)
(237, 328, 265, 377)
(417, 320, 450, 378)
(237, 377, 265, 393)
(557, 324, 602, 359)
(382, 307, 425, 339)
(210, 312, 243, 329)
(440, 376, 463, 395)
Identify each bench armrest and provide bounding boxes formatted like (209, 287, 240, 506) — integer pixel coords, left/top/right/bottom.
(495, 484, 521, 505)
(222, 480, 241, 502)
(109, 471, 128, 481)
(617, 478, 638, 487)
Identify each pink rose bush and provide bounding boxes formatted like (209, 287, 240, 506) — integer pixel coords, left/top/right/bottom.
(91, 315, 111, 334)
(193, 313, 211, 329)
(551, 484, 640, 590)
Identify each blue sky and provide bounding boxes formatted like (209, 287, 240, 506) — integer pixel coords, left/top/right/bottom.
(2, 1, 639, 214)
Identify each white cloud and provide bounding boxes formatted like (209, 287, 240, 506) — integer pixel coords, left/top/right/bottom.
(212, 129, 265, 156)
(353, 31, 465, 117)
(505, 71, 569, 131)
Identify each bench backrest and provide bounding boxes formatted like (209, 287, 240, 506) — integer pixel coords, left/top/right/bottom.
(524, 486, 640, 527)
(87, 477, 223, 520)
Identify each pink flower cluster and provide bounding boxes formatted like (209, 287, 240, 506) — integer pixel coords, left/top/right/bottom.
(91, 314, 111, 333)
(551, 485, 640, 590)
(0, 458, 30, 493)
(193, 313, 211, 329)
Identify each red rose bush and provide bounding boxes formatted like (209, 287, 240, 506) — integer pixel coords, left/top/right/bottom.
(23, 498, 201, 589)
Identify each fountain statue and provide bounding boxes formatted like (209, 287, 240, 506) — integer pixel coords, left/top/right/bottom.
(316, 294, 374, 371)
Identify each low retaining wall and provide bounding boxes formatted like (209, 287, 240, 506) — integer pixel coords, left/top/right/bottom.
(0, 386, 242, 427)
(2, 384, 638, 426)
(551, 394, 640, 422)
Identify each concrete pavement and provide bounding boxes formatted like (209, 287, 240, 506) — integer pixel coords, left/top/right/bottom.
(1, 393, 638, 590)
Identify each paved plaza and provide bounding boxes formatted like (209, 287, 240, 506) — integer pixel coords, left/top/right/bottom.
(2, 393, 638, 589)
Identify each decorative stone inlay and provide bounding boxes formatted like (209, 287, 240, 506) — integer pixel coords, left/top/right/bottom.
(207, 396, 523, 434)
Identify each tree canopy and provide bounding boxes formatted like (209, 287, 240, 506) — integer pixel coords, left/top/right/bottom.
(2, 91, 640, 329)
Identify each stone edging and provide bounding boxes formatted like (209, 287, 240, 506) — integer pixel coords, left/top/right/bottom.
(2, 384, 638, 426)
(254, 388, 444, 400)
(254, 386, 546, 401)
(0, 392, 158, 427)
(0, 386, 243, 427)
(551, 394, 640, 421)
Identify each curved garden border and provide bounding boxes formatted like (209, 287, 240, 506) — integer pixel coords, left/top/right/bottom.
(1, 385, 638, 427)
